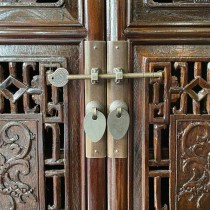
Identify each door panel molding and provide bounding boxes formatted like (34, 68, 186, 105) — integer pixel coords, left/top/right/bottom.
(128, 0, 210, 27)
(0, 0, 83, 26)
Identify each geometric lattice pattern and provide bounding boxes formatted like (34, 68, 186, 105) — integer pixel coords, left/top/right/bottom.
(0, 75, 28, 103)
(184, 77, 210, 102)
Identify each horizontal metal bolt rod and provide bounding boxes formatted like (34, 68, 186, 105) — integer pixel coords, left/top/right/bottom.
(48, 68, 163, 87)
(67, 72, 163, 80)
(67, 74, 91, 80)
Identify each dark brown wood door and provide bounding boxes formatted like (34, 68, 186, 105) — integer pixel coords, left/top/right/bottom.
(1, 1, 210, 210)
(0, 0, 86, 209)
(118, 0, 210, 210)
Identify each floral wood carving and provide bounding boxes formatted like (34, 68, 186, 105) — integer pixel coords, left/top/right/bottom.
(0, 122, 37, 210)
(177, 122, 210, 209)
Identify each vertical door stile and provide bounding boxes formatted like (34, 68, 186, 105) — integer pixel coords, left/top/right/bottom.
(107, 41, 129, 210)
(84, 1, 106, 210)
(85, 41, 107, 210)
(106, 1, 129, 210)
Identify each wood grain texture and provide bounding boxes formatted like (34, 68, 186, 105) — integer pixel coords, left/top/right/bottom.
(0, 1, 84, 210)
(0, 0, 83, 26)
(84, 41, 107, 210)
(108, 159, 128, 210)
(106, 3, 131, 210)
(87, 159, 106, 210)
(107, 41, 129, 210)
(0, 44, 81, 210)
(124, 0, 210, 44)
(128, 0, 210, 27)
(3, 0, 210, 209)
(131, 44, 210, 210)
(106, 0, 126, 41)
(84, 1, 106, 210)
(85, 0, 105, 40)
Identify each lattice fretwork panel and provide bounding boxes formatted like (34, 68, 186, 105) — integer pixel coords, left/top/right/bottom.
(133, 50, 210, 210)
(0, 57, 68, 210)
(147, 61, 210, 210)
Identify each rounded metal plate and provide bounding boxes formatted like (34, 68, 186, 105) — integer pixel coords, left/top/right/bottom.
(84, 111, 106, 142)
(48, 68, 69, 87)
(108, 109, 130, 140)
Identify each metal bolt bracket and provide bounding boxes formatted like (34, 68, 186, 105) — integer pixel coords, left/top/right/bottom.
(91, 68, 99, 84)
(114, 68, 124, 84)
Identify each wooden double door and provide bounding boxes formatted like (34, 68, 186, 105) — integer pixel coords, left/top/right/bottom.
(0, 1, 210, 210)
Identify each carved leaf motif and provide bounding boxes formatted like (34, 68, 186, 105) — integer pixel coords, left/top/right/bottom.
(178, 122, 210, 209)
(0, 122, 37, 210)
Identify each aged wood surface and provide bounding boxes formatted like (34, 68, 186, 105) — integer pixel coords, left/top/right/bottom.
(0, 44, 81, 210)
(0, 114, 44, 210)
(171, 116, 210, 210)
(131, 44, 210, 210)
(129, 0, 210, 26)
(1, 0, 210, 209)
(107, 41, 129, 210)
(0, 0, 81, 25)
(85, 1, 106, 210)
(106, 2, 130, 210)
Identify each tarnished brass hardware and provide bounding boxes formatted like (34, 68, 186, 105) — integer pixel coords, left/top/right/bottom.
(84, 101, 106, 143)
(107, 41, 129, 158)
(108, 100, 130, 141)
(86, 100, 104, 120)
(92, 107, 97, 120)
(85, 41, 107, 158)
(68, 71, 163, 79)
(48, 67, 163, 87)
(116, 107, 122, 117)
(109, 100, 128, 112)
(67, 71, 162, 79)
(91, 68, 99, 84)
(114, 68, 124, 84)
(48, 67, 69, 88)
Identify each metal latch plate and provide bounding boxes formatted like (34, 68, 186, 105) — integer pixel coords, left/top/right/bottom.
(85, 41, 107, 158)
(107, 41, 129, 158)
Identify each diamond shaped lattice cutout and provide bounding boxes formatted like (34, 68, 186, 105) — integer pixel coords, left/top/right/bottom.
(184, 77, 210, 102)
(0, 76, 28, 103)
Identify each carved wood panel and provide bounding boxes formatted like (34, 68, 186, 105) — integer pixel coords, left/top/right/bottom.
(132, 45, 210, 210)
(0, 44, 82, 210)
(0, 0, 82, 25)
(171, 115, 210, 210)
(128, 0, 210, 27)
(0, 114, 44, 210)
